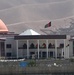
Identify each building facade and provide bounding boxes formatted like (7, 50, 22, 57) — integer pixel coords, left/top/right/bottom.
(0, 33, 74, 59)
(0, 19, 73, 59)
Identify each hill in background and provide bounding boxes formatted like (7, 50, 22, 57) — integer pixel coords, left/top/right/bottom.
(0, 0, 74, 35)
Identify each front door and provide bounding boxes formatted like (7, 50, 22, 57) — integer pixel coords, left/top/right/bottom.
(30, 52, 35, 59)
(42, 52, 46, 58)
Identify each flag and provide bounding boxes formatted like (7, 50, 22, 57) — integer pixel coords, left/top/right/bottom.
(44, 22, 51, 28)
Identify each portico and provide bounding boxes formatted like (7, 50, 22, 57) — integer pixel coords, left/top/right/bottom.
(14, 35, 69, 59)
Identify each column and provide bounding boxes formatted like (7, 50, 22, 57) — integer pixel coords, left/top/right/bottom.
(55, 39, 57, 59)
(61, 48, 64, 58)
(16, 40, 18, 59)
(64, 39, 66, 58)
(46, 40, 48, 59)
(27, 40, 29, 59)
(67, 40, 69, 58)
(37, 40, 39, 59)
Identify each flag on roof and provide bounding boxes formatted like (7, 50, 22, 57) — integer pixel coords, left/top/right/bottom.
(44, 22, 51, 28)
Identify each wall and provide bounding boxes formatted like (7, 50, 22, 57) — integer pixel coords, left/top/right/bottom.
(5, 37, 16, 58)
(6, 38, 71, 59)
(69, 41, 73, 57)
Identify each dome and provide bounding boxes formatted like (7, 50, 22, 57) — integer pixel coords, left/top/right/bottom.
(0, 19, 8, 33)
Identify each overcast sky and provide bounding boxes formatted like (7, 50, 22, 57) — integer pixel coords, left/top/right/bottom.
(0, 0, 74, 34)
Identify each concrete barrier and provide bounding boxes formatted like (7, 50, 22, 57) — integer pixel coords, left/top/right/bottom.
(0, 59, 73, 74)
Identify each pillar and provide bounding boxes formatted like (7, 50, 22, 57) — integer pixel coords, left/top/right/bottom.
(16, 40, 18, 59)
(64, 39, 66, 58)
(27, 40, 29, 59)
(46, 40, 48, 59)
(55, 39, 57, 59)
(37, 40, 39, 59)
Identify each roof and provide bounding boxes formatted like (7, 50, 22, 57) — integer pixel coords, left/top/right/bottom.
(20, 29, 40, 35)
(14, 35, 66, 40)
(0, 19, 8, 33)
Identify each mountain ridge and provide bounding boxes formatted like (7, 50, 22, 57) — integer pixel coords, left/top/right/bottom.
(0, 0, 74, 35)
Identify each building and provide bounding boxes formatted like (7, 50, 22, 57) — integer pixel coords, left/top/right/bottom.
(0, 19, 74, 59)
(0, 19, 18, 59)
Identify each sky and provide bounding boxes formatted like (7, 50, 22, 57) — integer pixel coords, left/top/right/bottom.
(0, 0, 74, 34)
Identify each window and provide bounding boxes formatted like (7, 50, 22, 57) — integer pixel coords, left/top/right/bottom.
(59, 43, 64, 48)
(6, 44, 11, 48)
(6, 53, 11, 57)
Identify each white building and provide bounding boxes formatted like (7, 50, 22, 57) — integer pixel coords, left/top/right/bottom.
(0, 19, 74, 59)
(14, 34, 71, 59)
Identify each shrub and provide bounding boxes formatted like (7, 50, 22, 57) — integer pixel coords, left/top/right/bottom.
(69, 58, 74, 62)
(28, 60, 36, 66)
